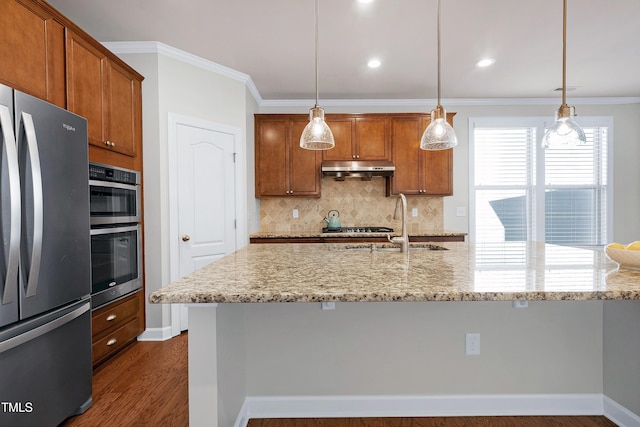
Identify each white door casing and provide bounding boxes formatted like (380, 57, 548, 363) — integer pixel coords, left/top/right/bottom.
(168, 113, 246, 336)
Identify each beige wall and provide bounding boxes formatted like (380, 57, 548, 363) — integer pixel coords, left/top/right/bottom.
(244, 301, 604, 396)
(603, 301, 640, 416)
(246, 90, 260, 235)
(119, 50, 249, 330)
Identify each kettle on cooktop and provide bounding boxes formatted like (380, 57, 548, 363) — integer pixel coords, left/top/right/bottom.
(323, 210, 341, 229)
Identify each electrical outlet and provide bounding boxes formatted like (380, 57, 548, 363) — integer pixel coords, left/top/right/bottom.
(465, 333, 480, 355)
(411, 208, 418, 217)
(321, 302, 335, 310)
(293, 209, 299, 218)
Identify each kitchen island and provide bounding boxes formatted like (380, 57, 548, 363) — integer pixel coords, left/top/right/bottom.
(149, 242, 640, 427)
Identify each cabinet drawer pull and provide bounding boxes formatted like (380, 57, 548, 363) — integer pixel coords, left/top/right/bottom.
(106, 338, 118, 346)
(106, 313, 117, 321)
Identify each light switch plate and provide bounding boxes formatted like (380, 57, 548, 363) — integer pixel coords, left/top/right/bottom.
(293, 209, 299, 218)
(411, 208, 418, 217)
(456, 207, 466, 217)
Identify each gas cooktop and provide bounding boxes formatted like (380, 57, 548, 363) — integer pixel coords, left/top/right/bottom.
(322, 226, 394, 234)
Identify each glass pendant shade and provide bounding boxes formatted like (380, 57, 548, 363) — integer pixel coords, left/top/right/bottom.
(542, 105, 586, 149)
(300, 0, 334, 151)
(420, 105, 457, 150)
(421, 0, 456, 151)
(300, 106, 335, 150)
(543, 0, 586, 149)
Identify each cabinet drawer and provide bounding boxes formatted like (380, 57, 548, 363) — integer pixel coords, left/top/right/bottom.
(92, 318, 139, 366)
(92, 294, 139, 337)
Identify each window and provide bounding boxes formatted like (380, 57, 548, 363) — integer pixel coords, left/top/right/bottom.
(470, 117, 612, 248)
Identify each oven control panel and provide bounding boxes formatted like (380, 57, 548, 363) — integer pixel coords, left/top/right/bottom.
(89, 162, 139, 185)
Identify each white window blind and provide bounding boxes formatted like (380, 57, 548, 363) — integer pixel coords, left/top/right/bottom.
(470, 117, 610, 247)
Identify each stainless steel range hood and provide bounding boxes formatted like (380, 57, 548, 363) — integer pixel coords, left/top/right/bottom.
(321, 160, 395, 180)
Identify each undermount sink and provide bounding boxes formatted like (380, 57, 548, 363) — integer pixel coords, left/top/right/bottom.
(345, 243, 448, 252)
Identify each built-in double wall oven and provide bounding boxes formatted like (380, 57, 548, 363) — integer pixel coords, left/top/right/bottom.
(89, 162, 142, 309)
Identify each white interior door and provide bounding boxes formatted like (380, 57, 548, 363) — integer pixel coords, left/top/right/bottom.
(169, 114, 238, 333)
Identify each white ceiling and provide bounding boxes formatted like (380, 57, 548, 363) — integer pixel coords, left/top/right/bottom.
(47, 0, 640, 101)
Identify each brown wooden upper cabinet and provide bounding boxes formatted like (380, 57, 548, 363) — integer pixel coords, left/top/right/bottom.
(323, 115, 390, 161)
(255, 115, 322, 197)
(66, 30, 141, 158)
(0, 0, 66, 107)
(388, 113, 454, 196)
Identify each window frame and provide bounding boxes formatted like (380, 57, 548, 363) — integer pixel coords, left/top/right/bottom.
(468, 116, 614, 247)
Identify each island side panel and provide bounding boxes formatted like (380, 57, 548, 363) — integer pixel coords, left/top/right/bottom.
(216, 304, 248, 427)
(244, 301, 604, 397)
(188, 304, 219, 427)
(603, 300, 640, 419)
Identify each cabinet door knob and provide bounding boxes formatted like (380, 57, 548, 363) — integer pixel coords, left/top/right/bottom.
(106, 313, 117, 321)
(106, 338, 117, 346)
(182, 234, 191, 242)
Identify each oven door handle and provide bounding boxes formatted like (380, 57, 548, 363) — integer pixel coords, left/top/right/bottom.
(19, 112, 43, 298)
(0, 105, 20, 304)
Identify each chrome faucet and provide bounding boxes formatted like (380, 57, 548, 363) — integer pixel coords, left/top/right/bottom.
(387, 193, 409, 253)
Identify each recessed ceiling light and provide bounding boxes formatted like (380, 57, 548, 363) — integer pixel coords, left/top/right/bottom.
(475, 58, 495, 68)
(367, 58, 381, 68)
(357, 0, 374, 4)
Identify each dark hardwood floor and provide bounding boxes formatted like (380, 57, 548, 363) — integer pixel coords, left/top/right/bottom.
(61, 332, 618, 427)
(61, 332, 189, 427)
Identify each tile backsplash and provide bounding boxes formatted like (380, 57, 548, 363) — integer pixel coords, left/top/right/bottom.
(259, 178, 443, 233)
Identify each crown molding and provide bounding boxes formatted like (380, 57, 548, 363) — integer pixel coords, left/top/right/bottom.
(102, 41, 262, 105)
(101, 41, 638, 109)
(261, 97, 640, 108)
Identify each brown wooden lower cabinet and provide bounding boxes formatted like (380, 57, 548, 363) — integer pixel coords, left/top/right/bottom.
(91, 291, 144, 367)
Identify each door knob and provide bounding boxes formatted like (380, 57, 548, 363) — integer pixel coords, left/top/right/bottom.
(182, 234, 191, 242)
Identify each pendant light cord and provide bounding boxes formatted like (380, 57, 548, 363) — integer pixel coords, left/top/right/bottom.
(315, 0, 320, 108)
(436, 0, 441, 107)
(562, 0, 567, 106)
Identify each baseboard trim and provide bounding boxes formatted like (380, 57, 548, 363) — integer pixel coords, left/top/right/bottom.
(233, 393, 603, 424)
(604, 396, 640, 427)
(136, 326, 173, 341)
(234, 399, 251, 427)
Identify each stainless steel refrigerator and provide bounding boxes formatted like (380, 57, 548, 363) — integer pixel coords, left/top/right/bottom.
(0, 83, 92, 426)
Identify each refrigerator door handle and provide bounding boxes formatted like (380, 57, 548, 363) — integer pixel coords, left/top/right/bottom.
(19, 112, 43, 298)
(0, 300, 90, 355)
(0, 105, 20, 305)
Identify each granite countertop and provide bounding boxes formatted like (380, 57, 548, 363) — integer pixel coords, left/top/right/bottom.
(149, 241, 640, 304)
(249, 230, 466, 239)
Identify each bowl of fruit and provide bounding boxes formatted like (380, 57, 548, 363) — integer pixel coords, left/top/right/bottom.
(605, 241, 640, 270)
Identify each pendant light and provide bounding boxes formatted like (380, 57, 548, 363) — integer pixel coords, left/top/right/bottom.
(542, 0, 586, 149)
(300, 0, 335, 150)
(420, 0, 457, 151)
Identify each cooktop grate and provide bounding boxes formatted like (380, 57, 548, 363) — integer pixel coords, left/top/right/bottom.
(322, 226, 394, 233)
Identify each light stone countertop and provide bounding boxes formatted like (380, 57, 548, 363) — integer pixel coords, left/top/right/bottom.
(149, 241, 640, 304)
